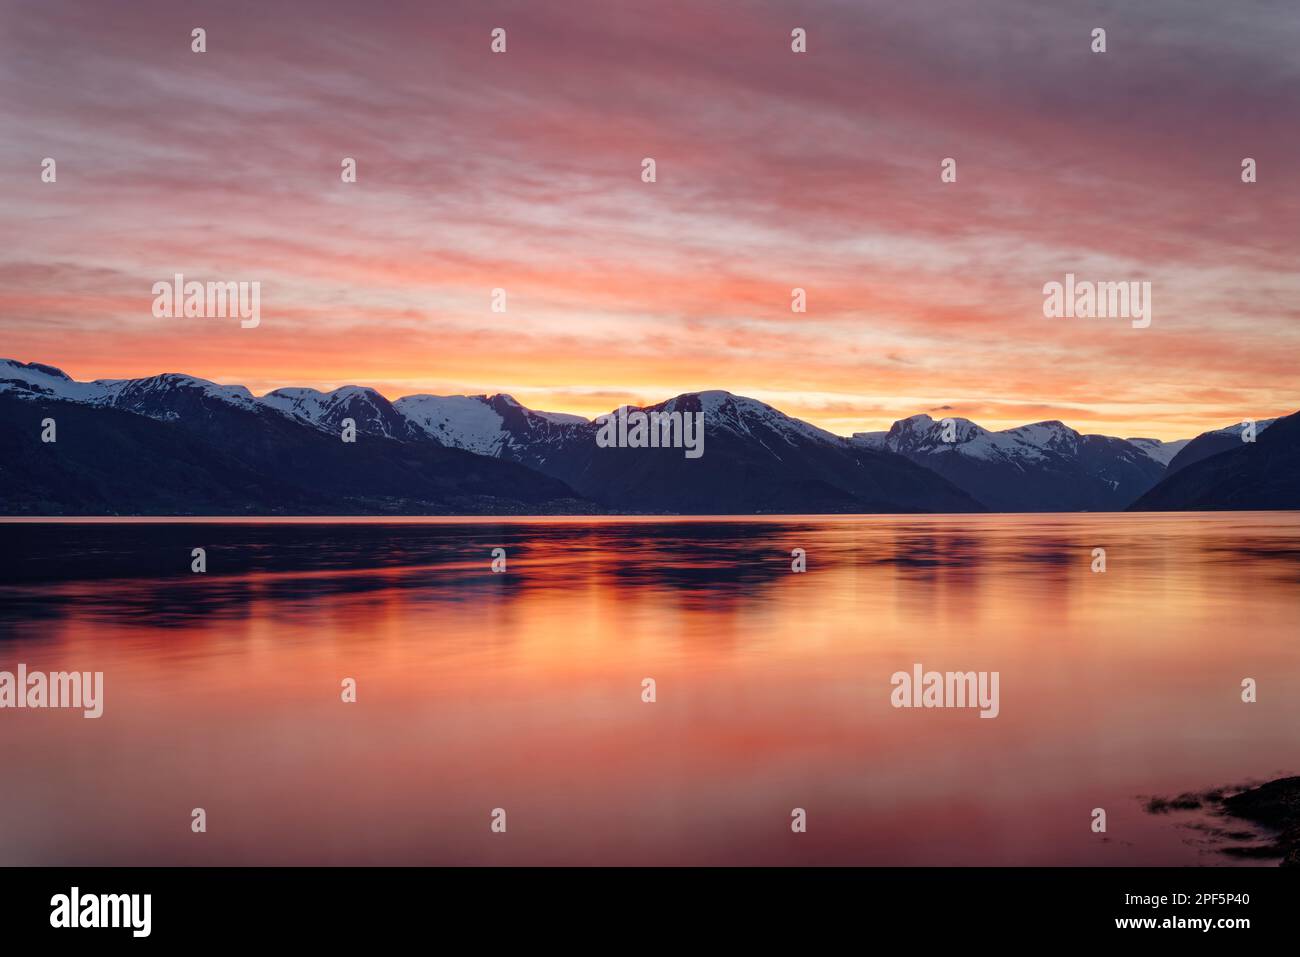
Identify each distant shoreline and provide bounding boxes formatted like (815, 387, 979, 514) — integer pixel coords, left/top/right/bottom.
(3, 510, 1300, 522)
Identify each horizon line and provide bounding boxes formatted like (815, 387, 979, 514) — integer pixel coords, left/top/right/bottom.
(3, 355, 1292, 445)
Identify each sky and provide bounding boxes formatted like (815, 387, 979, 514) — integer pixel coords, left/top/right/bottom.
(1, 0, 1298, 440)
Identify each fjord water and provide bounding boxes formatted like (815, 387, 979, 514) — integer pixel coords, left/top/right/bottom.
(0, 514, 1296, 866)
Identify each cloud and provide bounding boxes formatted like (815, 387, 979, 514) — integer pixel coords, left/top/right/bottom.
(1, 0, 1296, 440)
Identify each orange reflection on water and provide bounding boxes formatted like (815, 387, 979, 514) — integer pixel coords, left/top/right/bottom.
(0, 513, 1296, 865)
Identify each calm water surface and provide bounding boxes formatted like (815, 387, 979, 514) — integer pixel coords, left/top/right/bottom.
(1, 514, 1297, 865)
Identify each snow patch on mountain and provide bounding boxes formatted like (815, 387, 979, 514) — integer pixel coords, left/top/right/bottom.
(395, 394, 512, 455)
(1126, 437, 1191, 467)
(875, 413, 1063, 464)
(260, 385, 417, 439)
(392, 393, 588, 457)
(6, 358, 1272, 477)
(863, 412, 1205, 471)
(260, 386, 368, 424)
(533, 409, 588, 425)
(1209, 418, 1276, 437)
(850, 430, 889, 450)
(113, 374, 257, 413)
(1004, 421, 1079, 454)
(1, 359, 258, 417)
(661, 391, 842, 448)
(1, 359, 99, 401)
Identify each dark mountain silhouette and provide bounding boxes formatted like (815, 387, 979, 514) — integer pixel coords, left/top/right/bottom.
(851, 414, 1167, 511)
(0, 361, 980, 515)
(2, 359, 1293, 515)
(1164, 418, 1277, 475)
(0, 391, 586, 515)
(1131, 410, 1300, 511)
(261, 384, 427, 442)
(398, 389, 984, 512)
(506, 392, 982, 513)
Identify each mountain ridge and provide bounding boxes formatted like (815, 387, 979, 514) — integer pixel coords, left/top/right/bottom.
(1131, 411, 1298, 511)
(2, 358, 1293, 515)
(0, 359, 978, 515)
(2, 358, 1240, 450)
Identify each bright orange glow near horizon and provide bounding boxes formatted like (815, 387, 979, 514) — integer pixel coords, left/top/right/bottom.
(1, 0, 1297, 442)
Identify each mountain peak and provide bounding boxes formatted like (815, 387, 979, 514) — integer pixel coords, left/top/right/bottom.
(887, 413, 986, 445)
(112, 373, 256, 406)
(1126, 436, 1192, 467)
(2, 358, 72, 380)
(1005, 420, 1079, 448)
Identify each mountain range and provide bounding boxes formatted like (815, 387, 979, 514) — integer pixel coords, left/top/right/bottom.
(1, 359, 1293, 515)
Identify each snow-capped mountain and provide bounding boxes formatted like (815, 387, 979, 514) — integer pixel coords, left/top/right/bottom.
(260, 385, 424, 441)
(1, 358, 435, 443)
(0, 359, 259, 416)
(388, 388, 973, 513)
(0, 359, 112, 402)
(3, 357, 1291, 514)
(1126, 437, 1191, 468)
(850, 413, 1169, 511)
(501, 391, 982, 513)
(859, 414, 1085, 463)
(394, 393, 587, 461)
(1164, 418, 1277, 475)
(680, 391, 845, 447)
(1134, 412, 1297, 511)
(0, 359, 581, 515)
(394, 389, 978, 513)
(0, 360, 982, 514)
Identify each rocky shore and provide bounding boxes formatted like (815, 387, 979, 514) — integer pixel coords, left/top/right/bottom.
(1146, 776, 1300, 866)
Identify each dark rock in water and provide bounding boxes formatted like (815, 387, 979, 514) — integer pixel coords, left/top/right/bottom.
(1145, 776, 1300, 866)
(1222, 776, 1300, 826)
(1144, 792, 1206, 813)
(1221, 776, 1300, 868)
